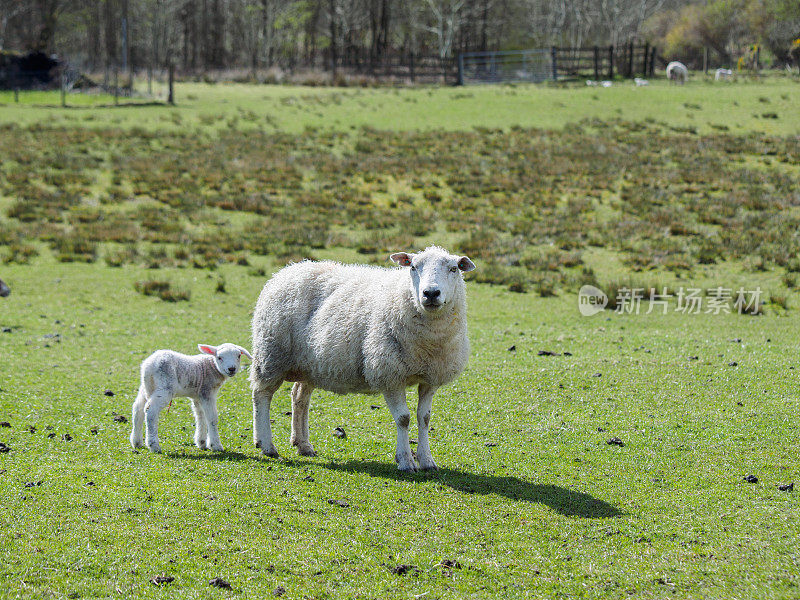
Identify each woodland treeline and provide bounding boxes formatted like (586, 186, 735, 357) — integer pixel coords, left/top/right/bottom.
(1, 0, 798, 73)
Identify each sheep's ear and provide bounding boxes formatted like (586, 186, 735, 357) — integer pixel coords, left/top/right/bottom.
(390, 252, 414, 267)
(458, 256, 476, 272)
(238, 346, 253, 360)
(198, 344, 217, 356)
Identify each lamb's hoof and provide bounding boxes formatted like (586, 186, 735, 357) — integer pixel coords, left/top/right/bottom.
(261, 445, 280, 458)
(130, 435, 144, 449)
(208, 443, 224, 452)
(419, 461, 439, 472)
(195, 440, 208, 450)
(147, 442, 162, 453)
(397, 455, 419, 472)
(297, 444, 317, 457)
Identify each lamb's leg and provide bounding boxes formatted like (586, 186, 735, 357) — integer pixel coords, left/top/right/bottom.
(252, 381, 281, 457)
(290, 382, 316, 456)
(201, 393, 224, 452)
(384, 390, 417, 472)
(416, 383, 439, 471)
(144, 389, 172, 453)
(130, 386, 147, 449)
(190, 398, 208, 450)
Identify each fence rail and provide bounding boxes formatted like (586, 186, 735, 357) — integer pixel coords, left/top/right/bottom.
(458, 44, 657, 85)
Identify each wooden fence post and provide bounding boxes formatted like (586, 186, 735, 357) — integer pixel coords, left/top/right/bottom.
(608, 45, 614, 79)
(593, 46, 599, 80)
(60, 68, 66, 107)
(627, 41, 634, 77)
(550, 46, 558, 81)
(410, 53, 415, 83)
(457, 53, 464, 85)
(650, 46, 657, 76)
(168, 62, 175, 105)
(703, 47, 709, 74)
(642, 42, 649, 77)
(114, 65, 119, 105)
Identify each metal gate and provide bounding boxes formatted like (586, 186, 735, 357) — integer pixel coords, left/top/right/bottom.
(458, 49, 553, 85)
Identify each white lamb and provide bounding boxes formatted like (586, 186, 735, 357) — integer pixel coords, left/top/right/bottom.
(715, 68, 733, 81)
(249, 246, 476, 472)
(666, 61, 688, 84)
(634, 77, 649, 86)
(130, 343, 252, 453)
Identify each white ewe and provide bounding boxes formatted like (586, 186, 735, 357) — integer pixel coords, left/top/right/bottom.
(130, 343, 251, 453)
(666, 61, 688, 84)
(249, 246, 476, 472)
(715, 68, 733, 81)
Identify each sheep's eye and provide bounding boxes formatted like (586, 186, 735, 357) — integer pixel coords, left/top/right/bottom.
(449, 266, 457, 273)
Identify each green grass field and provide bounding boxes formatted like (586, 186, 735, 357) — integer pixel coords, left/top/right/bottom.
(1, 77, 799, 599)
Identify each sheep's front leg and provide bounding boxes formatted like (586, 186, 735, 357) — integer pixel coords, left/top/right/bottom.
(384, 390, 417, 472)
(200, 394, 224, 451)
(190, 398, 208, 450)
(253, 382, 280, 457)
(144, 389, 172, 453)
(290, 382, 316, 456)
(417, 384, 439, 471)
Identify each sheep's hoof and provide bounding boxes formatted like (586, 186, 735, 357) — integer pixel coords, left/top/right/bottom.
(261, 445, 280, 458)
(147, 442, 162, 453)
(208, 443, 224, 452)
(297, 445, 317, 457)
(130, 435, 144, 449)
(397, 455, 419, 472)
(419, 462, 439, 472)
(195, 440, 208, 450)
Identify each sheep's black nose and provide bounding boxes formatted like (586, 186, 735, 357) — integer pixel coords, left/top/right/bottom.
(228, 367, 236, 374)
(423, 289, 441, 300)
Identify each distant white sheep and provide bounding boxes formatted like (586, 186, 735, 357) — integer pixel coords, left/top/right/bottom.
(0, 278, 9, 297)
(586, 80, 598, 87)
(601, 80, 613, 87)
(249, 246, 476, 472)
(634, 77, 649, 86)
(666, 61, 688, 84)
(715, 68, 733, 81)
(130, 343, 251, 453)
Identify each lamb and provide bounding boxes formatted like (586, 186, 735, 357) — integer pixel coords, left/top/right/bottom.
(666, 61, 688, 84)
(249, 246, 476, 472)
(634, 77, 649, 86)
(130, 343, 252, 453)
(0, 278, 9, 297)
(715, 68, 733, 81)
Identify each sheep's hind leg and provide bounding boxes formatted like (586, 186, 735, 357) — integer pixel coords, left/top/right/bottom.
(416, 384, 439, 471)
(252, 380, 281, 457)
(144, 389, 172, 453)
(290, 382, 316, 456)
(190, 398, 208, 450)
(130, 387, 147, 449)
(385, 390, 417, 472)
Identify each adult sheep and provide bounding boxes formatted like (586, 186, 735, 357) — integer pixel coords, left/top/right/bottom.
(666, 61, 688, 84)
(249, 246, 476, 472)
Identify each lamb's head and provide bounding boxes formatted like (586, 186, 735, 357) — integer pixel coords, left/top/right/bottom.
(198, 343, 253, 377)
(390, 246, 476, 314)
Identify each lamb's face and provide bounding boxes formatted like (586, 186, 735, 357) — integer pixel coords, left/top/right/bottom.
(391, 247, 476, 313)
(198, 343, 253, 377)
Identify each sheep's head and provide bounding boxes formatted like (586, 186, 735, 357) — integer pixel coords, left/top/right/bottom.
(198, 343, 253, 377)
(390, 246, 476, 314)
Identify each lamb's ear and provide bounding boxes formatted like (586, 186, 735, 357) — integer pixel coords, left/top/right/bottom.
(198, 344, 217, 356)
(458, 256, 476, 272)
(390, 252, 414, 267)
(238, 346, 253, 360)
